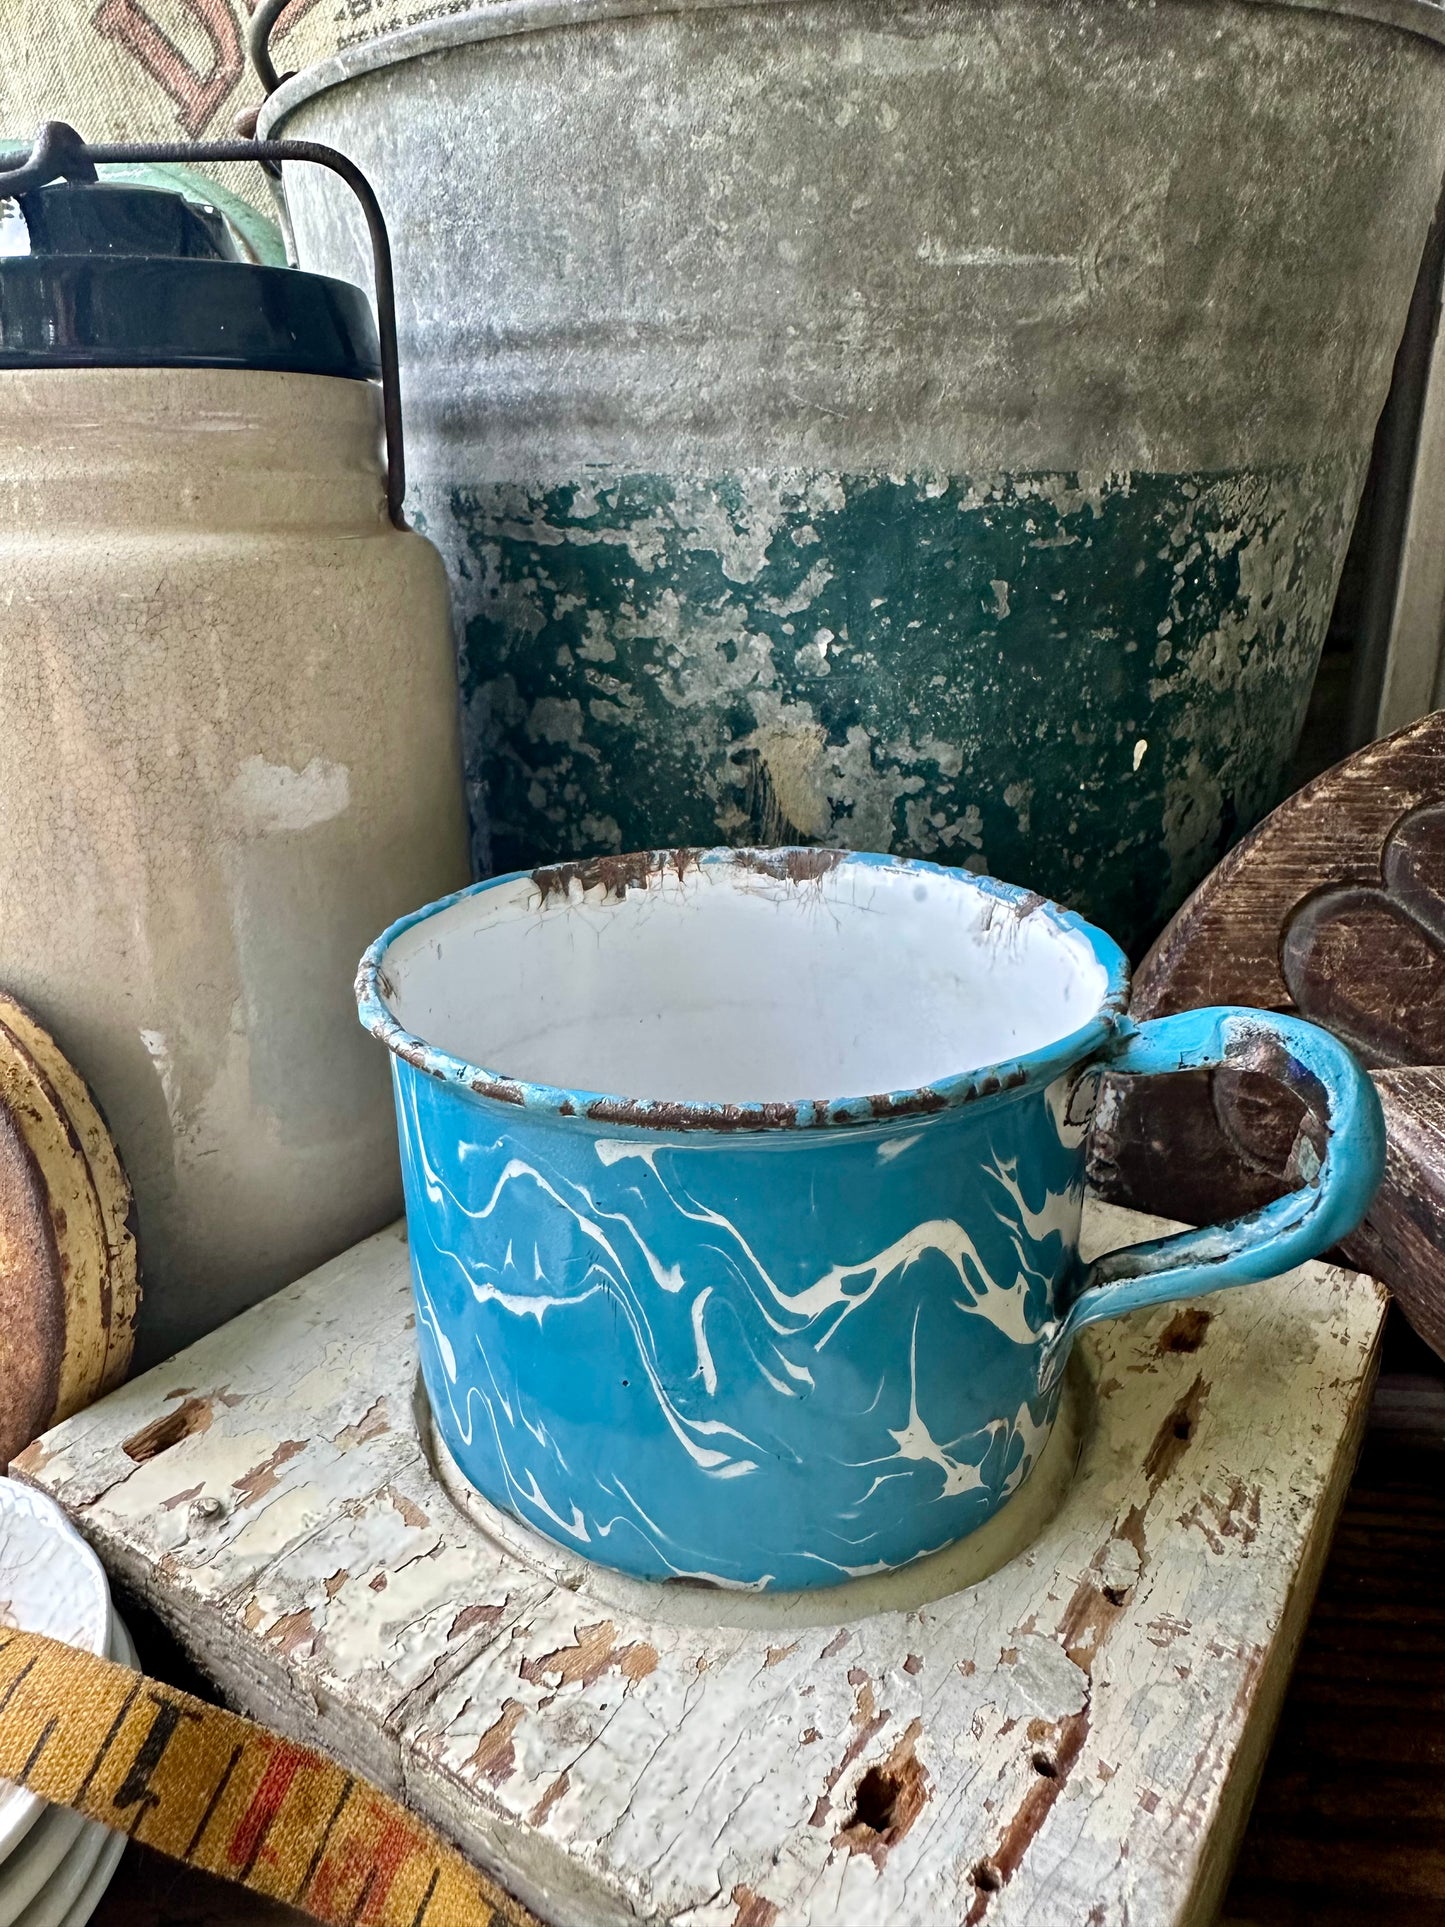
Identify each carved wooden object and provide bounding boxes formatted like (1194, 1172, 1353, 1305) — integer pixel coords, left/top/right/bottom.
(16, 1213, 1385, 1927)
(1090, 709, 1445, 1356)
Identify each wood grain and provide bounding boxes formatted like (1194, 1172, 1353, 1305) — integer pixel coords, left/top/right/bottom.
(1091, 709, 1445, 1356)
(17, 1214, 1386, 1927)
(1223, 1343, 1445, 1925)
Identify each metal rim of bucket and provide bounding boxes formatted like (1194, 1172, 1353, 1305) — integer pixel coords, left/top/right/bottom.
(258, 0, 1445, 137)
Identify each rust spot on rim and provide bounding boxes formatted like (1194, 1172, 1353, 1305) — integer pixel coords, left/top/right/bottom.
(529, 845, 846, 908)
(531, 851, 658, 904)
(730, 846, 847, 885)
(584, 1095, 803, 1131)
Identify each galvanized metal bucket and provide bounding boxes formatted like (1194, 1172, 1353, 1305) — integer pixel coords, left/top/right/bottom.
(260, 0, 1445, 949)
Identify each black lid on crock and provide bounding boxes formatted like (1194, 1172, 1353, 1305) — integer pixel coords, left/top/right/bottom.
(0, 175, 380, 378)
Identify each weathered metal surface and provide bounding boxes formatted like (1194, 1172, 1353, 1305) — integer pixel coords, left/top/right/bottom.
(450, 464, 1362, 941)
(263, 0, 1445, 948)
(16, 1208, 1388, 1927)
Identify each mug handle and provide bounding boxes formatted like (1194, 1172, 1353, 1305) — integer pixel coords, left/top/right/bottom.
(1048, 1006, 1385, 1365)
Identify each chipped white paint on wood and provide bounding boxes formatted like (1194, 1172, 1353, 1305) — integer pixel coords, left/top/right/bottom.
(15, 1207, 1386, 1927)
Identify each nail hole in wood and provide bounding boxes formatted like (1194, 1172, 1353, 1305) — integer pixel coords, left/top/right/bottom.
(1173, 1416, 1193, 1442)
(1031, 1748, 1059, 1778)
(971, 1859, 1004, 1892)
(847, 1765, 901, 1835)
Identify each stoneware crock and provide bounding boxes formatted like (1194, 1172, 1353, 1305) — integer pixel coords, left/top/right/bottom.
(356, 849, 1385, 1591)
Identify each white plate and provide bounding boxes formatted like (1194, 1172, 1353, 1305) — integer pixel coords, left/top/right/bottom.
(50, 1828, 122, 1927)
(5, 1821, 106, 1927)
(0, 1485, 112, 1865)
(0, 1806, 87, 1927)
(106, 1616, 135, 1672)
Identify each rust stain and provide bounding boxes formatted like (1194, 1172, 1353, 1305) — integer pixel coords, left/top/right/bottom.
(122, 1395, 213, 1464)
(1158, 1307, 1212, 1354)
(833, 1718, 930, 1868)
(1141, 1373, 1209, 1485)
(741, 848, 843, 884)
(518, 1620, 657, 1691)
(267, 1608, 315, 1656)
(527, 1771, 571, 1827)
(450, 1603, 506, 1641)
(531, 850, 659, 904)
(231, 1438, 306, 1507)
(335, 1395, 390, 1450)
(731, 1885, 781, 1927)
(583, 1093, 804, 1132)
(468, 1699, 526, 1786)
(386, 1486, 431, 1531)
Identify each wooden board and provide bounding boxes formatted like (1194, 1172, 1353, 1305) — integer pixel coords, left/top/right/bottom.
(1222, 1346, 1445, 1925)
(1090, 708, 1445, 1353)
(16, 1211, 1386, 1927)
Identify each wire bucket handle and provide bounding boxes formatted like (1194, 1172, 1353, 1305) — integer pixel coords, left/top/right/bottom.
(0, 121, 408, 529)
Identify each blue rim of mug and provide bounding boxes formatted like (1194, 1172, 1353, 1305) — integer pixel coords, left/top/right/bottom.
(355, 848, 1133, 1134)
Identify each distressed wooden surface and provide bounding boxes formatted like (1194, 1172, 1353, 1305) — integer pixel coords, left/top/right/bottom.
(1090, 708, 1445, 1354)
(18, 1210, 1386, 1927)
(1223, 1342, 1445, 1924)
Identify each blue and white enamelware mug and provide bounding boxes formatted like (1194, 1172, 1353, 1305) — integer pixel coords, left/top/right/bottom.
(357, 849, 1384, 1591)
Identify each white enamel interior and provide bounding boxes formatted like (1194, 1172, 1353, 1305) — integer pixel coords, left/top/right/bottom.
(381, 859, 1112, 1104)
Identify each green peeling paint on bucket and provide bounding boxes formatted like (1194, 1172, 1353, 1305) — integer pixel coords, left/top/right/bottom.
(450, 460, 1355, 943)
(260, 0, 1445, 951)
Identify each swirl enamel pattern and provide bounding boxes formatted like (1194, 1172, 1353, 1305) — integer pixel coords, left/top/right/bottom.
(397, 1067, 1088, 1590)
(359, 851, 1385, 1592)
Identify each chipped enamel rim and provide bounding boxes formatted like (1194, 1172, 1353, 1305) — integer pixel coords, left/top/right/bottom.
(355, 848, 1131, 1134)
(259, 0, 1445, 143)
